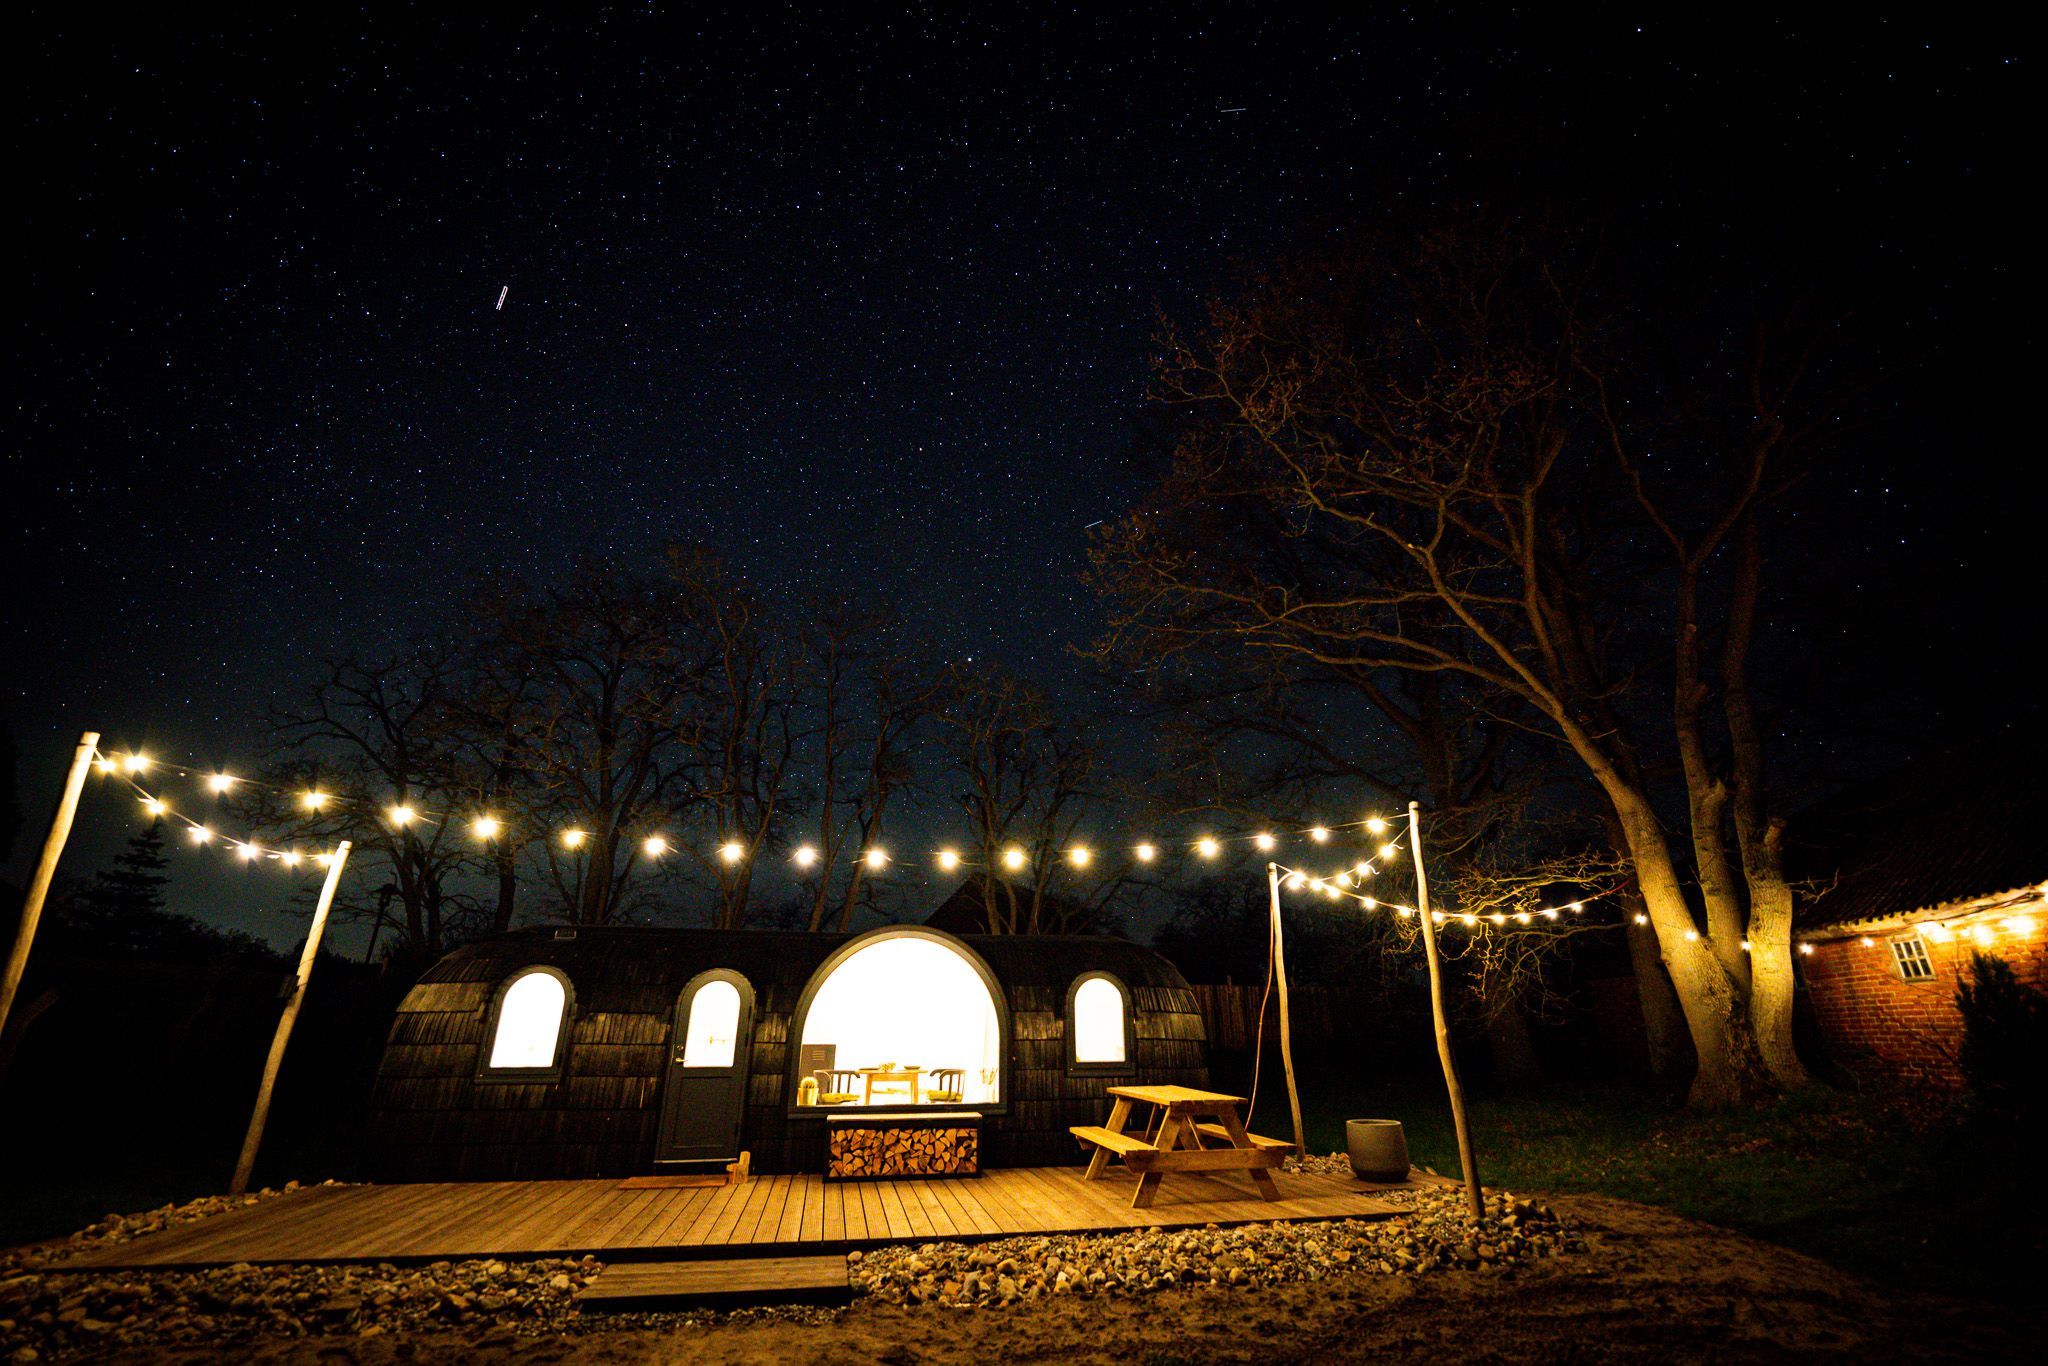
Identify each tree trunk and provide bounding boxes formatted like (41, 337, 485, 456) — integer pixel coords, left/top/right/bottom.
(1599, 807, 1695, 1088)
(1742, 821, 1809, 1087)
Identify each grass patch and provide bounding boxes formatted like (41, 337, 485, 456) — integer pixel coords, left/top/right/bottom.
(1224, 1055, 2035, 1304)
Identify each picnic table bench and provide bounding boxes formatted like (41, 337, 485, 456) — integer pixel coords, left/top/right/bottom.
(1069, 1084, 1288, 1208)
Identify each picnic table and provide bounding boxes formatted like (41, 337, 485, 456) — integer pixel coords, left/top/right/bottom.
(1069, 1084, 1289, 1208)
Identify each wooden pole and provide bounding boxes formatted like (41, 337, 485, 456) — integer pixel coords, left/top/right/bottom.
(0, 731, 100, 1041)
(1408, 801, 1484, 1222)
(1266, 863, 1307, 1159)
(231, 840, 350, 1195)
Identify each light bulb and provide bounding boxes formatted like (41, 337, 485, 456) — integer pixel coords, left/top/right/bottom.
(1569, 901, 1584, 914)
(1683, 929, 1699, 942)
(207, 773, 235, 794)
(1378, 843, 1400, 861)
(562, 829, 588, 850)
(642, 835, 668, 856)
(792, 844, 819, 868)
(1002, 846, 1028, 871)
(1254, 832, 1276, 852)
(388, 804, 416, 826)
(936, 848, 961, 871)
(1633, 912, 1649, 926)
(302, 791, 329, 811)
(472, 815, 502, 839)
(1365, 816, 1389, 835)
(863, 848, 887, 871)
(189, 826, 213, 844)
(1133, 842, 1157, 863)
(1361, 896, 1377, 910)
(143, 797, 167, 816)
(236, 842, 260, 861)
(1285, 871, 1307, 890)
(123, 753, 151, 773)
(93, 756, 116, 774)
(1195, 837, 1221, 859)
(280, 850, 302, 867)
(1308, 826, 1331, 844)
(1799, 942, 1815, 955)
(719, 840, 746, 864)
(1068, 846, 1092, 868)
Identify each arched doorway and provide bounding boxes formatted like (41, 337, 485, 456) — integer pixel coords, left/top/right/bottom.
(655, 968, 754, 1165)
(791, 928, 1005, 1107)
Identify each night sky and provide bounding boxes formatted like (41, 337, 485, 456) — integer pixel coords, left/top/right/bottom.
(6, 9, 2033, 945)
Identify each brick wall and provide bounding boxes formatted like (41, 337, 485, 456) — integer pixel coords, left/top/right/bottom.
(1801, 929, 2048, 1088)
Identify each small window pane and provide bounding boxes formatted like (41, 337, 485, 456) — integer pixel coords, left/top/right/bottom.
(1074, 977, 1126, 1064)
(683, 979, 742, 1068)
(1890, 938, 1935, 982)
(489, 972, 566, 1069)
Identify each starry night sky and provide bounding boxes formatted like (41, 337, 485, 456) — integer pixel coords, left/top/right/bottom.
(6, 9, 2034, 941)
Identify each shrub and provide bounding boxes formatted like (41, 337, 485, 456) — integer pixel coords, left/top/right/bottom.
(1954, 951, 2048, 1130)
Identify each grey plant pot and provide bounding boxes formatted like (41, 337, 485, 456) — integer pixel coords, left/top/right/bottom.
(1345, 1118, 1410, 1182)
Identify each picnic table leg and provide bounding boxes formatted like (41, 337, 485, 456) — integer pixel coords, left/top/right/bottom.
(1131, 1114, 1184, 1209)
(1214, 1107, 1282, 1200)
(1085, 1096, 1131, 1180)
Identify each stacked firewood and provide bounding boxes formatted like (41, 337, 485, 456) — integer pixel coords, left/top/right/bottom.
(829, 1125, 979, 1178)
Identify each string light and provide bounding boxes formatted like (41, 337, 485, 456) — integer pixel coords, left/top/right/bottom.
(792, 844, 819, 868)
(123, 753, 151, 774)
(1133, 843, 1157, 863)
(207, 773, 236, 794)
(1195, 836, 1221, 859)
(642, 835, 668, 856)
(388, 804, 416, 826)
(863, 848, 888, 871)
(302, 790, 330, 811)
(188, 825, 213, 845)
(236, 842, 261, 861)
(562, 829, 588, 850)
(472, 815, 502, 839)
(1633, 912, 1649, 926)
(1067, 846, 1092, 868)
(1254, 832, 1277, 852)
(1378, 843, 1400, 861)
(2006, 915, 2037, 936)
(1682, 928, 1698, 941)
(1365, 816, 1389, 835)
(93, 756, 116, 774)
(935, 848, 960, 872)
(1799, 942, 1815, 955)
(1285, 871, 1307, 890)
(143, 797, 167, 817)
(1002, 846, 1028, 872)
(719, 840, 746, 865)
(280, 850, 302, 867)
(1309, 826, 1331, 844)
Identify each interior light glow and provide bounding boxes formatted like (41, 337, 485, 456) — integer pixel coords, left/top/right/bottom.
(798, 935, 1002, 1104)
(489, 972, 566, 1069)
(681, 979, 741, 1068)
(1073, 977, 1126, 1063)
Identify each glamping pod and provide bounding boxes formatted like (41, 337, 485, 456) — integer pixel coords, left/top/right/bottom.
(367, 923, 1209, 1181)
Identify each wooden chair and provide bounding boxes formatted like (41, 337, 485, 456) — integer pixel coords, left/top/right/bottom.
(926, 1068, 964, 1103)
(815, 1069, 863, 1105)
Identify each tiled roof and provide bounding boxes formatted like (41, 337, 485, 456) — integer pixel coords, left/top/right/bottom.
(1789, 727, 2048, 932)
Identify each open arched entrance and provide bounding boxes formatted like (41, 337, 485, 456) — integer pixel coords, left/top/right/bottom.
(790, 927, 1006, 1108)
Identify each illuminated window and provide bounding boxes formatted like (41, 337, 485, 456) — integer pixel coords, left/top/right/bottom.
(796, 931, 1003, 1105)
(1889, 937, 1935, 982)
(485, 969, 569, 1072)
(682, 978, 742, 1068)
(1068, 973, 1131, 1071)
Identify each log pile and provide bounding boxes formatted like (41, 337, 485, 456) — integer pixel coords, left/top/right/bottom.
(828, 1124, 979, 1178)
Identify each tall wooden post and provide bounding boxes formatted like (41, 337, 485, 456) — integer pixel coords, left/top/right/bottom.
(0, 731, 100, 1041)
(1265, 863, 1307, 1158)
(231, 840, 350, 1195)
(1408, 801, 1484, 1221)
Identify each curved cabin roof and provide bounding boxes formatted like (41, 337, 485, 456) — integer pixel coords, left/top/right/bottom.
(400, 924, 1197, 1012)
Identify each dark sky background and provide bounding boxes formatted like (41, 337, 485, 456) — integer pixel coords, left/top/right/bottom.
(5, 8, 2034, 949)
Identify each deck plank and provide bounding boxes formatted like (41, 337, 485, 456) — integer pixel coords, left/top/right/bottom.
(580, 1255, 851, 1311)
(62, 1167, 1406, 1268)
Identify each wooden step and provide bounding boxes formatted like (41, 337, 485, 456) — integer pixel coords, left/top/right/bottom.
(579, 1254, 852, 1312)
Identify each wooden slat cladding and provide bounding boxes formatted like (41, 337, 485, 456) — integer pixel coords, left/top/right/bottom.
(368, 926, 1209, 1181)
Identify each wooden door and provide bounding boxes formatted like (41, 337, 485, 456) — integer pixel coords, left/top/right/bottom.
(654, 969, 754, 1166)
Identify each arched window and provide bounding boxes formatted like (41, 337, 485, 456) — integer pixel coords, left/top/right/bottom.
(682, 978, 743, 1068)
(480, 968, 571, 1078)
(1068, 972, 1132, 1072)
(793, 929, 1005, 1106)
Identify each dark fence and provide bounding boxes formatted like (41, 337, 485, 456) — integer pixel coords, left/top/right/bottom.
(1190, 982, 1337, 1053)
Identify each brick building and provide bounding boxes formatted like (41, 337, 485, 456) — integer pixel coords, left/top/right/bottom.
(1793, 732, 2048, 1089)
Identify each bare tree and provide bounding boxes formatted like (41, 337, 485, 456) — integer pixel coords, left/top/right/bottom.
(1091, 219, 1849, 1103)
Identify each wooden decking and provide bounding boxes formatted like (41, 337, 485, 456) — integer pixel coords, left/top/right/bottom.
(61, 1167, 1407, 1270)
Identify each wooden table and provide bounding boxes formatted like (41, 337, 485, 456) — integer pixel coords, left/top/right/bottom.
(1069, 1084, 1287, 1208)
(859, 1066, 922, 1105)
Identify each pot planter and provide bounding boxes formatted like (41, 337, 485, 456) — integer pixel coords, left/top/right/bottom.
(1345, 1118, 1410, 1182)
